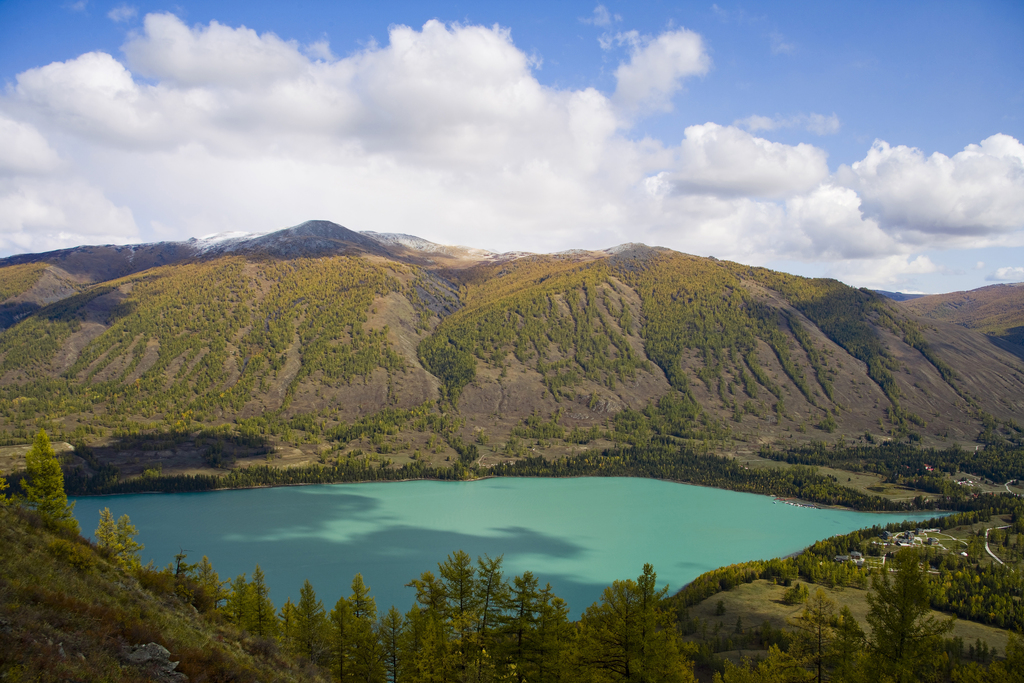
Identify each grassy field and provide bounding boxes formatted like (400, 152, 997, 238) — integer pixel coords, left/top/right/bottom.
(683, 579, 1011, 662)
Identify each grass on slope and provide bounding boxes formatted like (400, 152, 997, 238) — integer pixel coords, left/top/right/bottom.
(421, 256, 651, 405)
(902, 283, 1024, 346)
(0, 256, 409, 424)
(0, 505, 321, 682)
(0, 263, 49, 303)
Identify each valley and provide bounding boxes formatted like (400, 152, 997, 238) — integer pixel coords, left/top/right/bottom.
(3, 221, 1024, 681)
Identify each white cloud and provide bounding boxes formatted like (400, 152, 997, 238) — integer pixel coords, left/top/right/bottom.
(107, 4, 137, 23)
(836, 135, 1024, 244)
(805, 113, 841, 135)
(824, 255, 940, 289)
(581, 5, 620, 27)
(0, 177, 138, 254)
(0, 12, 1021, 278)
(736, 112, 840, 135)
(988, 266, 1024, 282)
(780, 184, 894, 260)
(123, 13, 308, 87)
(611, 28, 710, 111)
(0, 116, 62, 175)
(654, 123, 829, 199)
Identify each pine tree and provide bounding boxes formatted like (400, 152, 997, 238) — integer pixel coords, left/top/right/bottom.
(349, 574, 385, 683)
(793, 588, 837, 683)
(195, 556, 226, 611)
(474, 554, 508, 681)
(534, 584, 575, 683)
(94, 507, 143, 570)
(379, 606, 405, 683)
(866, 549, 954, 683)
(295, 579, 329, 664)
(280, 597, 298, 655)
(21, 429, 77, 532)
(329, 593, 354, 681)
(225, 574, 251, 626)
(439, 550, 479, 676)
(249, 565, 279, 638)
(830, 606, 866, 683)
(579, 564, 694, 682)
(498, 571, 540, 683)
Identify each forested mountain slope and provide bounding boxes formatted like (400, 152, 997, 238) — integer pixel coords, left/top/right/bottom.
(901, 283, 1024, 347)
(0, 221, 1021, 482)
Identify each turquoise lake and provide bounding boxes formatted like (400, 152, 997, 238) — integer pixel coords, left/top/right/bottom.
(72, 477, 938, 617)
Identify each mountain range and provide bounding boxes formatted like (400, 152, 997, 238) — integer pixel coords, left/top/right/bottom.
(0, 220, 1021, 480)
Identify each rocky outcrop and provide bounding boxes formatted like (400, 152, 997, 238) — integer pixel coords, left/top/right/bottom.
(124, 643, 187, 682)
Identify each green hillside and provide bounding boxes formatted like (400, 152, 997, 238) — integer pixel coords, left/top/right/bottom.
(0, 227, 1021, 494)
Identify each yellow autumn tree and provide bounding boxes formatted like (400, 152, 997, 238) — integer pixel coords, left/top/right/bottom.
(21, 429, 78, 533)
(95, 507, 143, 570)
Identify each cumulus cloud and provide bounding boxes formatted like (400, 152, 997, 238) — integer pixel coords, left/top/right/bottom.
(652, 123, 829, 199)
(988, 266, 1024, 282)
(836, 135, 1024, 244)
(611, 28, 710, 111)
(0, 12, 1021, 276)
(825, 255, 940, 289)
(123, 13, 308, 87)
(0, 177, 138, 254)
(0, 116, 62, 175)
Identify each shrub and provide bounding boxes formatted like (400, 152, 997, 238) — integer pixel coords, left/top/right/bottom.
(48, 538, 96, 570)
(782, 582, 809, 605)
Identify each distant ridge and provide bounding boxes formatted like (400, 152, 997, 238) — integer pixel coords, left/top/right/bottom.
(901, 282, 1024, 347)
(873, 290, 926, 302)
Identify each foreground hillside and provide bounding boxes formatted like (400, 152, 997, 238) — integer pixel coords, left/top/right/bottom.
(0, 504, 325, 682)
(0, 221, 1021, 491)
(4, 476, 1024, 682)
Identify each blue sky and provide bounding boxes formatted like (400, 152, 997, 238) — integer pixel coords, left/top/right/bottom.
(1, 1, 1021, 293)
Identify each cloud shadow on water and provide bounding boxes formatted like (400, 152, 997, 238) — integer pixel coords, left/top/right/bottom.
(150, 508, 611, 617)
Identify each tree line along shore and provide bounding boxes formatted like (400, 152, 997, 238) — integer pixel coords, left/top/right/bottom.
(5, 428, 1024, 681)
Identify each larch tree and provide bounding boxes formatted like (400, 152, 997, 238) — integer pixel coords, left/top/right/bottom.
(195, 556, 226, 611)
(349, 574, 385, 683)
(225, 574, 251, 626)
(329, 593, 354, 682)
(792, 588, 837, 683)
(279, 598, 298, 655)
(21, 429, 77, 532)
(249, 565, 279, 639)
(94, 507, 144, 570)
(866, 549, 954, 683)
(295, 579, 329, 664)
(379, 606, 405, 683)
(579, 563, 696, 683)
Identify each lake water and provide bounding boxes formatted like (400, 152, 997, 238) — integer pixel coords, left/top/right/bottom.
(72, 477, 938, 617)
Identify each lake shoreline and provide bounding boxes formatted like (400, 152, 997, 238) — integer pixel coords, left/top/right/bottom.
(72, 470, 952, 516)
(71, 477, 944, 618)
